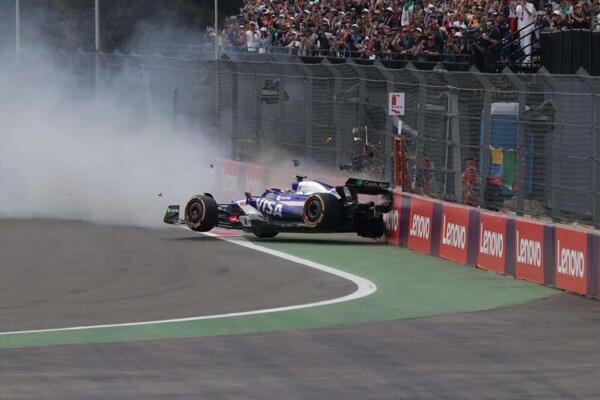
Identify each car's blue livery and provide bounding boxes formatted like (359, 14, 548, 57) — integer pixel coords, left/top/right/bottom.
(164, 176, 392, 238)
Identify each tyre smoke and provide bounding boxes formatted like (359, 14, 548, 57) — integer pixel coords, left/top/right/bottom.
(0, 51, 219, 227)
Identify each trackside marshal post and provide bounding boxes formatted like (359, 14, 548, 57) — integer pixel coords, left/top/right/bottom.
(389, 93, 405, 116)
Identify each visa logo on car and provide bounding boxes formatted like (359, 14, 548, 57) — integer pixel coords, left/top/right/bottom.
(255, 198, 283, 217)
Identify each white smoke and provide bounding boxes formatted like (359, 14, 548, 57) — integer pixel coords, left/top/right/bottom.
(0, 51, 220, 227)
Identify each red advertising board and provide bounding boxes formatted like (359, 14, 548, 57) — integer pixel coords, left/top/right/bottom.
(407, 196, 434, 255)
(554, 227, 587, 295)
(439, 203, 470, 264)
(385, 192, 402, 246)
(245, 164, 267, 195)
(220, 160, 241, 201)
(477, 212, 507, 273)
(514, 219, 545, 284)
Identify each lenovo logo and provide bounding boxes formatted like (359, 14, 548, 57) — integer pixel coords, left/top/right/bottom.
(556, 240, 585, 278)
(479, 223, 503, 257)
(441, 215, 466, 249)
(516, 230, 542, 268)
(385, 209, 399, 232)
(409, 214, 430, 239)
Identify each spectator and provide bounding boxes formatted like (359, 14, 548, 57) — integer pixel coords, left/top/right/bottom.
(482, 18, 502, 71)
(382, 7, 395, 26)
(452, 31, 471, 62)
(549, 10, 570, 30)
(569, 2, 590, 28)
(316, 21, 332, 57)
(415, 34, 442, 62)
(246, 22, 260, 52)
(539, 4, 555, 31)
(470, 28, 486, 71)
(212, 0, 590, 70)
(515, 0, 537, 62)
(400, 27, 416, 57)
(299, 25, 318, 56)
(258, 26, 271, 53)
(349, 24, 364, 58)
(442, 38, 461, 62)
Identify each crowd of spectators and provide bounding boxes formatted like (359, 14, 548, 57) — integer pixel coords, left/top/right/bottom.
(205, 0, 599, 72)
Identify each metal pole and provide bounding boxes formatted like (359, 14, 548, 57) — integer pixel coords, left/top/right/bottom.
(214, 0, 221, 144)
(95, 0, 100, 99)
(15, 0, 20, 54)
(214, 0, 218, 60)
(95, 0, 100, 51)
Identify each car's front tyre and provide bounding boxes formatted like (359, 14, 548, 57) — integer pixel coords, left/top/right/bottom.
(184, 195, 218, 232)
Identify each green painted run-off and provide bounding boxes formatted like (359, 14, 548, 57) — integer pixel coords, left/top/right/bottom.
(0, 234, 556, 349)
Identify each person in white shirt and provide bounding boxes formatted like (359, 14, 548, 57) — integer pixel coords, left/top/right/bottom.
(245, 22, 260, 52)
(515, 0, 536, 61)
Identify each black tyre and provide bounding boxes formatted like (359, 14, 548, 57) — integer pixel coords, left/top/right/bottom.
(253, 231, 279, 238)
(184, 195, 218, 232)
(303, 193, 341, 229)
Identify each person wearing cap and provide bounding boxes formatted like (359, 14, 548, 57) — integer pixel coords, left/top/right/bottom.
(493, 13, 510, 61)
(540, 5, 555, 31)
(415, 34, 442, 62)
(348, 23, 364, 58)
(515, 0, 536, 62)
(258, 26, 272, 53)
(391, 26, 415, 59)
(469, 27, 486, 71)
(383, 7, 394, 27)
(452, 30, 471, 63)
(549, 9, 569, 30)
(263, 10, 274, 28)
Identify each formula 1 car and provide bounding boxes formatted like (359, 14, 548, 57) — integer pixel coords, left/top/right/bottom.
(164, 176, 392, 238)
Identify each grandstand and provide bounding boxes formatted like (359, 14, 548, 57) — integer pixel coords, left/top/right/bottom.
(184, 0, 600, 75)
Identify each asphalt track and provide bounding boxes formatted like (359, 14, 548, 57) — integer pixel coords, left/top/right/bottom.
(1, 219, 600, 399)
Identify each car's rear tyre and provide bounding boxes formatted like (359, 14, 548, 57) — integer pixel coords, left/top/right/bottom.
(185, 195, 218, 232)
(253, 231, 279, 238)
(303, 193, 341, 229)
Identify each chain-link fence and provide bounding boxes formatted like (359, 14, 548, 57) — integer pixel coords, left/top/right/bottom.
(26, 49, 600, 228)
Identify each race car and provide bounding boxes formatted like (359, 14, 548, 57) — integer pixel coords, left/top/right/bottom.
(163, 176, 392, 238)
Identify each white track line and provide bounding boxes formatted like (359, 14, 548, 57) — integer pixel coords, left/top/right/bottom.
(0, 230, 376, 336)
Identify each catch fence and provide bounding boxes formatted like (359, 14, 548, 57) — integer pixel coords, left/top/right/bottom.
(19, 49, 600, 228)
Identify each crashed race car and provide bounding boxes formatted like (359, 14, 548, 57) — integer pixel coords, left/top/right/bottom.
(164, 176, 392, 238)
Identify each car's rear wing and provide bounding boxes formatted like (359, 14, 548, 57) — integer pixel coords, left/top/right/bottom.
(345, 178, 391, 195)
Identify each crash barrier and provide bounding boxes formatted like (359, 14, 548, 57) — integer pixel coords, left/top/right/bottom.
(385, 192, 600, 299)
(204, 158, 599, 298)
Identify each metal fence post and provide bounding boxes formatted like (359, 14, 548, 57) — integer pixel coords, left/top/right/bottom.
(504, 68, 527, 216)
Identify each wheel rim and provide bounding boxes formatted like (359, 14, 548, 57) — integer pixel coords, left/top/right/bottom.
(305, 198, 323, 224)
(186, 199, 204, 225)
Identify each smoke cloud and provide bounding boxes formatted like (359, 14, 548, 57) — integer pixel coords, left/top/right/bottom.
(0, 50, 220, 227)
